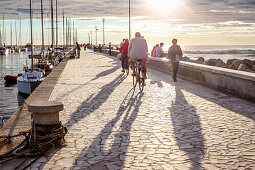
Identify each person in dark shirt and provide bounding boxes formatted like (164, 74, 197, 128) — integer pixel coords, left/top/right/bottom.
(168, 39, 183, 82)
(120, 39, 129, 72)
(76, 42, 81, 59)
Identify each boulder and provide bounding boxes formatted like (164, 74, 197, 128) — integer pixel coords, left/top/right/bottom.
(181, 56, 190, 61)
(252, 65, 255, 72)
(230, 59, 242, 70)
(215, 59, 225, 67)
(242, 59, 253, 70)
(197, 57, 205, 64)
(238, 64, 253, 72)
(226, 59, 236, 66)
(204, 59, 225, 67)
(204, 59, 216, 66)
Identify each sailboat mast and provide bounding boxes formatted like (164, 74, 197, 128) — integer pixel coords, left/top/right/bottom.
(76, 28, 77, 43)
(56, 0, 58, 47)
(30, 0, 34, 69)
(11, 24, 12, 47)
(41, 0, 44, 56)
(3, 13, 4, 46)
(73, 21, 74, 44)
(65, 17, 68, 47)
(19, 18, 21, 46)
(15, 21, 17, 46)
(0, 24, 2, 46)
(51, 0, 54, 49)
(63, 10, 65, 48)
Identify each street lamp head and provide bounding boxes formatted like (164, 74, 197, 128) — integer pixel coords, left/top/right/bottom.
(102, 18, 105, 22)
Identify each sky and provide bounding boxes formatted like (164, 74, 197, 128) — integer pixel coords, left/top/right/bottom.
(0, 0, 254, 46)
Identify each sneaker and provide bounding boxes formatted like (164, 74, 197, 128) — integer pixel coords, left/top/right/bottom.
(144, 74, 148, 79)
(121, 69, 125, 73)
(132, 72, 136, 76)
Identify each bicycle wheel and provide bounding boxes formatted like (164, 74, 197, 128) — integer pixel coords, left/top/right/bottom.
(138, 68, 144, 92)
(132, 63, 137, 88)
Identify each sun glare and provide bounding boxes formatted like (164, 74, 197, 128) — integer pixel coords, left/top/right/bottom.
(147, 0, 182, 14)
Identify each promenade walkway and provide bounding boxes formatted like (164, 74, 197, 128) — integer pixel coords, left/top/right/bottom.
(34, 50, 255, 169)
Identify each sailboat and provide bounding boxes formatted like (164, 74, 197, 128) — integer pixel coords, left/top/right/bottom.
(0, 13, 9, 55)
(17, 0, 45, 96)
(14, 20, 21, 53)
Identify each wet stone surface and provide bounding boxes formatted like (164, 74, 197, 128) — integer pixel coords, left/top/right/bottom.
(29, 50, 255, 170)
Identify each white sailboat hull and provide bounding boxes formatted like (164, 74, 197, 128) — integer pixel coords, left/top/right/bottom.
(17, 72, 44, 95)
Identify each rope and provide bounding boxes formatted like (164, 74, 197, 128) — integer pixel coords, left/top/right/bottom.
(0, 121, 67, 169)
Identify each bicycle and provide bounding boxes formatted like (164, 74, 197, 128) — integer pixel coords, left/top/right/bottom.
(132, 59, 145, 92)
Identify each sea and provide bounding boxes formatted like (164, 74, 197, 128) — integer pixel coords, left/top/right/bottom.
(0, 52, 29, 126)
(0, 45, 255, 126)
(153, 45, 255, 62)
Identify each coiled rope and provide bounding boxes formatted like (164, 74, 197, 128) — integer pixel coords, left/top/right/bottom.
(0, 121, 67, 169)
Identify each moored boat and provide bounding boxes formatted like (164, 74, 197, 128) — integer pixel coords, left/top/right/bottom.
(0, 47, 9, 55)
(20, 48, 27, 52)
(17, 71, 45, 96)
(4, 75, 18, 84)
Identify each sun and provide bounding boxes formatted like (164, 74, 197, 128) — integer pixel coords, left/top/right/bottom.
(147, 0, 182, 14)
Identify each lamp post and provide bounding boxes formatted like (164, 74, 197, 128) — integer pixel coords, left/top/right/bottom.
(90, 30, 92, 45)
(95, 26, 98, 46)
(129, 0, 131, 40)
(88, 33, 90, 44)
(102, 18, 105, 46)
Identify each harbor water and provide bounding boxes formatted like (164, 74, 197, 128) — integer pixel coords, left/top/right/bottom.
(0, 52, 29, 124)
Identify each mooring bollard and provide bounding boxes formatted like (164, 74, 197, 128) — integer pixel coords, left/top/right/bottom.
(28, 101, 63, 125)
(27, 101, 67, 148)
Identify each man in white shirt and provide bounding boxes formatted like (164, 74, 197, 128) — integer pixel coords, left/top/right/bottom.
(128, 32, 148, 79)
(156, 43, 166, 57)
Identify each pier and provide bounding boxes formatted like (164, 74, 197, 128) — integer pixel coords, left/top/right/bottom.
(1, 50, 255, 169)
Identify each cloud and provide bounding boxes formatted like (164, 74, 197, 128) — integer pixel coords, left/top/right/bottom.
(0, 0, 254, 45)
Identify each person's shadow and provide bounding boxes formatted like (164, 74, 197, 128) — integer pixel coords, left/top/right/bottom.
(64, 74, 125, 128)
(169, 86, 205, 170)
(69, 90, 144, 169)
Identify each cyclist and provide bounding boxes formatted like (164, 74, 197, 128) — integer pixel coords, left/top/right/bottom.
(128, 32, 148, 83)
(120, 39, 129, 73)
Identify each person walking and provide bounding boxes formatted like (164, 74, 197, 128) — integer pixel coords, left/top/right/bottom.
(84, 43, 87, 51)
(76, 42, 81, 59)
(128, 32, 148, 83)
(120, 39, 129, 73)
(168, 39, 183, 82)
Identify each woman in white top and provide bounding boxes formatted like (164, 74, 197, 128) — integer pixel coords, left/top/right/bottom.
(128, 32, 148, 79)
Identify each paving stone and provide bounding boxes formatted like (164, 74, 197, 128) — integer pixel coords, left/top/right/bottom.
(22, 50, 255, 169)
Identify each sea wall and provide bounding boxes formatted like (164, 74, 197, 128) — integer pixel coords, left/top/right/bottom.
(102, 49, 255, 101)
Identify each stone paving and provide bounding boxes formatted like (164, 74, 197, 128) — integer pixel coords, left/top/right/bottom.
(30, 50, 255, 170)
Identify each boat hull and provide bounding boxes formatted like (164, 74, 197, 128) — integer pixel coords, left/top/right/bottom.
(4, 75, 18, 84)
(17, 78, 43, 95)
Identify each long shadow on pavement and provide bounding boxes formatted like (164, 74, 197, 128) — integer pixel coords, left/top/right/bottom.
(64, 74, 125, 128)
(71, 90, 144, 169)
(176, 81, 255, 121)
(169, 85, 205, 170)
(150, 70, 255, 121)
(56, 65, 119, 101)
